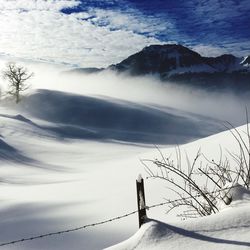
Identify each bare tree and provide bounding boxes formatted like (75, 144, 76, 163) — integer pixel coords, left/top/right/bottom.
(2, 62, 34, 103)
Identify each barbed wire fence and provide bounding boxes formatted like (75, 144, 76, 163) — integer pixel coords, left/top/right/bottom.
(0, 182, 239, 248)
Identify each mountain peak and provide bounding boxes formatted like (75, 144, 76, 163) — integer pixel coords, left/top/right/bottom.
(109, 44, 208, 76)
(142, 43, 195, 52)
(108, 44, 250, 90)
(141, 44, 202, 57)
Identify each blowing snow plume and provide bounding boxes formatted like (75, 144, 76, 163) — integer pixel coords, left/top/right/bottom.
(16, 89, 223, 144)
(28, 62, 250, 123)
(1, 60, 250, 145)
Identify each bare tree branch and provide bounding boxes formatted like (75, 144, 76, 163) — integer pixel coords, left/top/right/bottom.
(2, 62, 34, 103)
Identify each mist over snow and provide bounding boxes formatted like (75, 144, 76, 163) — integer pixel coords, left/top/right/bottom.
(1, 57, 249, 147)
(0, 59, 247, 126)
(1, 57, 248, 154)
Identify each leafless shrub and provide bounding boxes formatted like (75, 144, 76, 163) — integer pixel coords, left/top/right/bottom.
(223, 111, 250, 188)
(142, 113, 250, 219)
(142, 147, 219, 217)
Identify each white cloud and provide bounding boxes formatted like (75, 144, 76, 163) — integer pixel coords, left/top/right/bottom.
(192, 42, 250, 58)
(0, 0, 248, 67)
(0, 0, 164, 68)
(0, 0, 80, 11)
(191, 0, 250, 23)
(191, 44, 230, 57)
(88, 8, 172, 36)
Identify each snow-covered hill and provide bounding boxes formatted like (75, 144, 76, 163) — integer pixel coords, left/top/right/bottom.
(106, 193, 250, 250)
(0, 63, 250, 250)
(13, 89, 222, 144)
(0, 93, 249, 249)
(105, 123, 250, 249)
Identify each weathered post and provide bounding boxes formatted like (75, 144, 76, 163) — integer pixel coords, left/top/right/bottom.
(136, 174, 147, 228)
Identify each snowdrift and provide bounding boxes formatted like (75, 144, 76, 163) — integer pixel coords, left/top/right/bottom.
(0, 87, 249, 250)
(16, 89, 223, 144)
(106, 186, 250, 250)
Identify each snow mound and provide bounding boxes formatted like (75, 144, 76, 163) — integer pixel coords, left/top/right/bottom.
(15, 89, 223, 144)
(106, 185, 250, 250)
(229, 185, 250, 201)
(217, 185, 250, 210)
(106, 199, 250, 250)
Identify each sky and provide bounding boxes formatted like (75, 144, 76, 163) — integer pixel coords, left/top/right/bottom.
(0, 0, 249, 68)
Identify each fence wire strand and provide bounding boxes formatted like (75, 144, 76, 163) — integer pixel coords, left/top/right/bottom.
(0, 210, 138, 247)
(0, 185, 239, 247)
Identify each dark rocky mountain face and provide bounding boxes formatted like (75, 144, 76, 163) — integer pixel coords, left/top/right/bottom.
(109, 44, 212, 75)
(204, 54, 240, 72)
(108, 44, 250, 91)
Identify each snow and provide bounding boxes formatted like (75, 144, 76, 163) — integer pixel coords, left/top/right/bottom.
(168, 64, 216, 76)
(106, 186, 250, 250)
(137, 174, 143, 183)
(0, 62, 250, 250)
(240, 56, 250, 67)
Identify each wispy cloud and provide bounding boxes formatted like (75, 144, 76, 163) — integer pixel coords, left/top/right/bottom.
(0, 0, 249, 67)
(181, 0, 250, 55)
(0, 0, 80, 11)
(0, 0, 162, 67)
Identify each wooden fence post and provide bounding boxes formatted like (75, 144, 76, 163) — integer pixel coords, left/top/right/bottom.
(136, 174, 147, 228)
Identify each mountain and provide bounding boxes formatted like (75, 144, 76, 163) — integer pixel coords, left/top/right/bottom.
(108, 44, 250, 90)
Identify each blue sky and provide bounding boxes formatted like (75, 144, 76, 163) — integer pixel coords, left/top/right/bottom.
(62, 0, 250, 42)
(61, 0, 250, 51)
(0, 0, 249, 67)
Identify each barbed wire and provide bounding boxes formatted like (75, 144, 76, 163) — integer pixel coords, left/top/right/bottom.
(0, 184, 240, 247)
(0, 210, 138, 247)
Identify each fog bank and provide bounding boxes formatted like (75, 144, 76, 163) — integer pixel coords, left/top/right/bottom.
(0, 59, 249, 126)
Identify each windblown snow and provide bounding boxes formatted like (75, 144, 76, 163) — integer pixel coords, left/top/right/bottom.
(106, 186, 250, 250)
(0, 63, 250, 250)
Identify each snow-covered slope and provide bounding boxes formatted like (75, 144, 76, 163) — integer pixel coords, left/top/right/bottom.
(241, 56, 250, 67)
(0, 94, 250, 249)
(13, 89, 223, 145)
(0, 64, 250, 250)
(106, 186, 250, 250)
